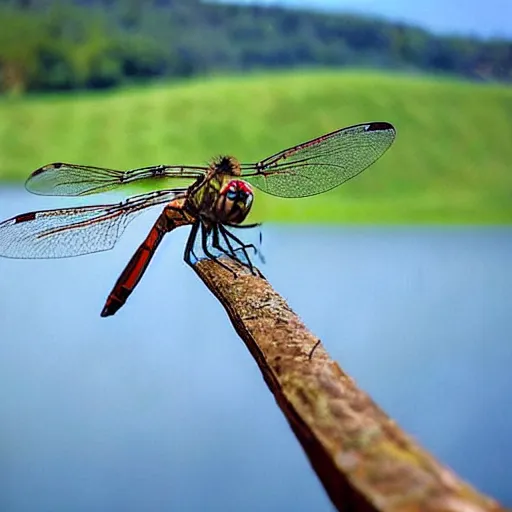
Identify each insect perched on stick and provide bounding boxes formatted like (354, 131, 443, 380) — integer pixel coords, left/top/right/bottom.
(0, 122, 396, 316)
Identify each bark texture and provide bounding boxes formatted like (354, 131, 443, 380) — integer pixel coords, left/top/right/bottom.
(193, 258, 505, 512)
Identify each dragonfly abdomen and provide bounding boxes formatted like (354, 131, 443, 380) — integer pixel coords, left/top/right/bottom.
(101, 203, 192, 317)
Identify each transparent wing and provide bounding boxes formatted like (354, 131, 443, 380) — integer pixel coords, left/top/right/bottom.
(25, 162, 208, 196)
(241, 122, 396, 198)
(0, 189, 187, 259)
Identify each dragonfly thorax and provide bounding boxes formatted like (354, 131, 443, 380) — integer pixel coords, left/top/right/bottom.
(214, 180, 253, 225)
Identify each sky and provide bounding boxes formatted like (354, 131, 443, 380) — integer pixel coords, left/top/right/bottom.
(216, 0, 512, 38)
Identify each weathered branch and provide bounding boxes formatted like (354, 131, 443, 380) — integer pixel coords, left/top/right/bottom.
(192, 257, 505, 512)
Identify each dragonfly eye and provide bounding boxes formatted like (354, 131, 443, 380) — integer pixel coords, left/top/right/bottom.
(223, 180, 253, 202)
(217, 180, 254, 224)
(226, 189, 238, 201)
(241, 190, 253, 207)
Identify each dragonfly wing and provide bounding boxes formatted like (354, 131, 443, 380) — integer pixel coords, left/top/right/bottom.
(26, 163, 207, 196)
(241, 122, 396, 198)
(0, 189, 187, 259)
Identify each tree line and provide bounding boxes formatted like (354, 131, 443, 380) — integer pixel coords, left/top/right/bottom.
(0, 0, 510, 93)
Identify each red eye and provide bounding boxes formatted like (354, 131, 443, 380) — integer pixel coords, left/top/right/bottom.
(222, 180, 253, 199)
(235, 181, 252, 195)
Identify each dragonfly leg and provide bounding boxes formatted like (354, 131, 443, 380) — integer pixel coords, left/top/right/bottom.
(223, 221, 265, 262)
(183, 220, 200, 266)
(210, 224, 257, 277)
(224, 222, 261, 229)
(211, 224, 240, 262)
(218, 224, 262, 277)
(199, 223, 238, 277)
(183, 221, 236, 277)
(216, 225, 255, 274)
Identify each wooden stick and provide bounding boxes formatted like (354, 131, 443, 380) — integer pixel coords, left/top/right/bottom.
(192, 258, 505, 512)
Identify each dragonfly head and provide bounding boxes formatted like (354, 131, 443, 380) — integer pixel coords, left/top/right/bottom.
(216, 180, 254, 224)
(211, 155, 241, 176)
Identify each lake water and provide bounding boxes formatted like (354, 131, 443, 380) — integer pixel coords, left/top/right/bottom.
(0, 189, 511, 511)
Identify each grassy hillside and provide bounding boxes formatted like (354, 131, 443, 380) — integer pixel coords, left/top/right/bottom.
(0, 70, 511, 223)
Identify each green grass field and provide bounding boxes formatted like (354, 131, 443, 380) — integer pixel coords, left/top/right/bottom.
(0, 70, 511, 223)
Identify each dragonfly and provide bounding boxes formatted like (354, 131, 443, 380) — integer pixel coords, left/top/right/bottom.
(0, 121, 396, 317)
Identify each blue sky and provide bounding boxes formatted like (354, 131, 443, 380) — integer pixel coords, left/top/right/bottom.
(216, 0, 512, 38)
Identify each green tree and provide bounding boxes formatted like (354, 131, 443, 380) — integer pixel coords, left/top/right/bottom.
(0, 7, 43, 93)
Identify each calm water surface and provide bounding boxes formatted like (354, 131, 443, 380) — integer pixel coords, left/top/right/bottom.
(0, 189, 511, 511)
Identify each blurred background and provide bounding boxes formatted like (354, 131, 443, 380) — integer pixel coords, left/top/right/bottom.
(0, 1, 511, 511)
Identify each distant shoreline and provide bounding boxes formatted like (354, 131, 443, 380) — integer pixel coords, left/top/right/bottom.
(1, 70, 511, 224)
